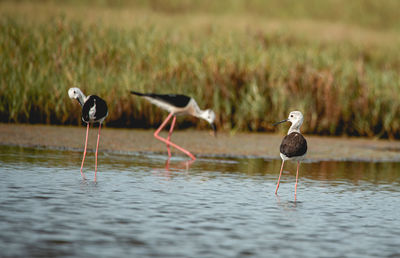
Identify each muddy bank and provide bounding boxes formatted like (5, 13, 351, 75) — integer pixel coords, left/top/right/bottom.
(0, 124, 400, 162)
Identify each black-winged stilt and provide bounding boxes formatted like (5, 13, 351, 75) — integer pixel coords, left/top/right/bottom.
(68, 87, 108, 181)
(130, 91, 216, 160)
(273, 111, 307, 200)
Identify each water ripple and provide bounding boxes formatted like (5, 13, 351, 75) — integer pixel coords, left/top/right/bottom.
(0, 146, 400, 257)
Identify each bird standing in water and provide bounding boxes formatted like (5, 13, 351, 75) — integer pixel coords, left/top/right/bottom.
(68, 87, 108, 181)
(130, 91, 216, 160)
(273, 111, 307, 200)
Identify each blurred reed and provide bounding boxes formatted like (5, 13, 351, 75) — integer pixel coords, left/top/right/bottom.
(1, 1, 400, 138)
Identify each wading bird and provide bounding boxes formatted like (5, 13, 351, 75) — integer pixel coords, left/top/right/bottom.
(130, 91, 216, 160)
(68, 87, 108, 181)
(273, 111, 307, 200)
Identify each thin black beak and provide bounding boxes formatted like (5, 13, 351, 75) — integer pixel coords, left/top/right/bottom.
(210, 123, 217, 137)
(273, 119, 288, 126)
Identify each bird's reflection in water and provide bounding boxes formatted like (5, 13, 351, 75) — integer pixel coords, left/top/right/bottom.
(275, 194, 302, 210)
(165, 158, 195, 171)
(150, 158, 195, 179)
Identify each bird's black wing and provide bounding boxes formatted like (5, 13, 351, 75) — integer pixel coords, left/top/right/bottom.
(131, 91, 191, 108)
(280, 132, 307, 158)
(82, 95, 108, 122)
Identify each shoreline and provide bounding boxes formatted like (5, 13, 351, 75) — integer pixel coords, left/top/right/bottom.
(1, 123, 400, 162)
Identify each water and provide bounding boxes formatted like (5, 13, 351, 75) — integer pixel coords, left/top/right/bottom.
(1, 145, 400, 258)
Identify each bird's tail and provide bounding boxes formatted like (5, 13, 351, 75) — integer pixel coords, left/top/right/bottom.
(130, 91, 145, 96)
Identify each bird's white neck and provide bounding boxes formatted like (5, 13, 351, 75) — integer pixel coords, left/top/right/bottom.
(197, 109, 209, 120)
(188, 99, 203, 118)
(76, 92, 87, 106)
(288, 125, 300, 135)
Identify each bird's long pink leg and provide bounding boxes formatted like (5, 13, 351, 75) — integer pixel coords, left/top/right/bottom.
(275, 160, 285, 194)
(154, 113, 196, 160)
(94, 123, 102, 182)
(80, 123, 90, 180)
(166, 116, 177, 158)
(294, 161, 300, 201)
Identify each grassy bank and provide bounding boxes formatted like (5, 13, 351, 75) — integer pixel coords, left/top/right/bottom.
(1, 1, 400, 137)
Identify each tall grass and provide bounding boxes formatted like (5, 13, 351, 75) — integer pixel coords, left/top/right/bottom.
(1, 2, 400, 137)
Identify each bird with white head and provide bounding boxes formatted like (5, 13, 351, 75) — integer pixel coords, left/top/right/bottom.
(273, 111, 307, 200)
(68, 87, 108, 181)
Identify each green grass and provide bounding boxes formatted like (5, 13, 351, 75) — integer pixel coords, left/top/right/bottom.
(1, 1, 400, 137)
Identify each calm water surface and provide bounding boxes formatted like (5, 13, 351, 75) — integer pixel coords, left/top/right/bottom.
(0, 146, 400, 257)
